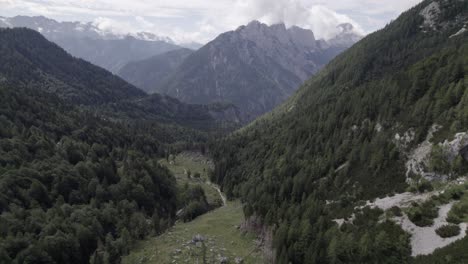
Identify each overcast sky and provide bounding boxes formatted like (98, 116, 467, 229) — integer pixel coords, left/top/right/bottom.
(0, 0, 424, 44)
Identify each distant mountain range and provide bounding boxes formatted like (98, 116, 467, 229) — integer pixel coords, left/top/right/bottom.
(122, 21, 362, 121)
(0, 27, 240, 128)
(1, 15, 361, 122)
(0, 16, 189, 73)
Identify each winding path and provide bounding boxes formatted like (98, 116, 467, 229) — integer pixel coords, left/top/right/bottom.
(207, 181, 227, 206)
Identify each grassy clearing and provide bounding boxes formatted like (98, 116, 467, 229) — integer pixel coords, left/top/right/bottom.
(123, 152, 263, 264)
(122, 201, 264, 264)
(159, 152, 222, 206)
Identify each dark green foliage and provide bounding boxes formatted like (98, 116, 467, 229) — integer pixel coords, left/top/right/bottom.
(407, 201, 439, 227)
(0, 85, 180, 263)
(211, 1, 467, 263)
(417, 180, 434, 193)
(389, 206, 403, 217)
(435, 225, 461, 238)
(446, 190, 468, 224)
(179, 184, 210, 222)
(429, 145, 451, 175)
(0, 28, 145, 105)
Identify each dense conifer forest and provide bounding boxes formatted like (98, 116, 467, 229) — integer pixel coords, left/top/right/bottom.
(0, 28, 225, 263)
(211, 0, 468, 263)
(1, 0, 468, 263)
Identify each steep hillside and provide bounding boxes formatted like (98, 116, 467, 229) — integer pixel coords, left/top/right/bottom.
(158, 21, 361, 121)
(0, 28, 240, 131)
(0, 16, 181, 73)
(0, 28, 145, 105)
(118, 48, 194, 94)
(211, 0, 468, 263)
(0, 83, 180, 263)
(0, 29, 232, 264)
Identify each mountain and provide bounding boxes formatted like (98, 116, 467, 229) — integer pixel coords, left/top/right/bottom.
(179, 42, 204, 50)
(154, 21, 361, 121)
(211, 0, 468, 263)
(0, 28, 240, 129)
(0, 16, 181, 73)
(0, 27, 145, 105)
(118, 48, 194, 94)
(0, 26, 242, 263)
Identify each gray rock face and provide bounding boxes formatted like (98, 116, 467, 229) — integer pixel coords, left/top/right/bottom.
(0, 16, 181, 73)
(158, 21, 362, 121)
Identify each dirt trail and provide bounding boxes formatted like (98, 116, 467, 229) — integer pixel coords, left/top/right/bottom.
(208, 181, 227, 206)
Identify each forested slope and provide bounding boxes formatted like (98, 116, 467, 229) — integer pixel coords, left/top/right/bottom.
(0, 28, 226, 263)
(0, 28, 239, 133)
(211, 0, 468, 263)
(0, 28, 145, 105)
(0, 85, 180, 263)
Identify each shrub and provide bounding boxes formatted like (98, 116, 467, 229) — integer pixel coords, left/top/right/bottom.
(446, 212, 462, 224)
(407, 201, 438, 227)
(448, 187, 465, 200)
(182, 201, 209, 222)
(418, 180, 434, 193)
(389, 206, 403, 217)
(435, 224, 461, 238)
(446, 198, 468, 224)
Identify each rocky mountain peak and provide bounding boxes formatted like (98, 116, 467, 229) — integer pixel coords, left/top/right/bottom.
(237, 20, 317, 51)
(288, 25, 316, 48)
(153, 20, 359, 121)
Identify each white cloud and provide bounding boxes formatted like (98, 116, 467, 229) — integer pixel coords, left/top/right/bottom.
(224, 0, 366, 39)
(0, 0, 424, 44)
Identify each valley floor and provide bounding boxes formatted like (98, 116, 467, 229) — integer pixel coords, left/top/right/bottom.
(122, 152, 263, 264)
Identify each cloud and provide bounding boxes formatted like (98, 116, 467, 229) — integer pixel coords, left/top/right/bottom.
(0, 0, 424, 44)
(226, 0, 365, 39)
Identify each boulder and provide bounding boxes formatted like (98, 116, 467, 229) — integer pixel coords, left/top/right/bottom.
(235, 257, 244, 264)
(192, 234, 205, 243)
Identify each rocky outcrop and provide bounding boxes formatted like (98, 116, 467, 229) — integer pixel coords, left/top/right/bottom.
(404, 124, 468, 182)
(420, 1, 441, 30)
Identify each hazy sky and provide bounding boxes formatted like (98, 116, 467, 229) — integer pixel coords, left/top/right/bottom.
(0, 0, 424, 44)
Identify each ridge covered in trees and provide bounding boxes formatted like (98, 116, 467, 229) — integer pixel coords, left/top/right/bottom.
(0, 27, 240, 133)
(0, 28, 225, 263)
(0, 85, 179, 263)
(211, 0, 468, 263)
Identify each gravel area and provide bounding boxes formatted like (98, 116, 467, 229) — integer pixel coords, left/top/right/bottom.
(395, 202, 467, 256)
